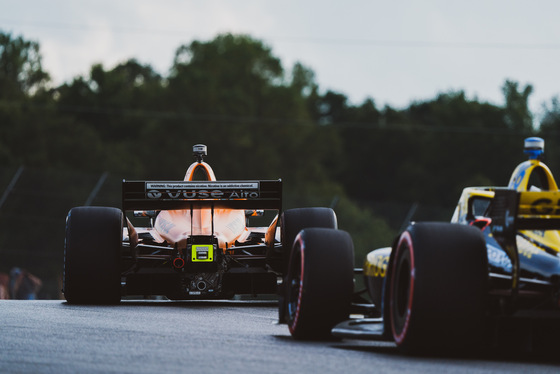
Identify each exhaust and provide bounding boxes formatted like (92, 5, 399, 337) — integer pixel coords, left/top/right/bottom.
(196, 280, 207, 291)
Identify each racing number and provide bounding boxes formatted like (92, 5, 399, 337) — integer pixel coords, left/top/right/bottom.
(366, 255, 389, 278)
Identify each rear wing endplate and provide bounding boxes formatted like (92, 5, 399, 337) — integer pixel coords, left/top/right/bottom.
(122, 180, 282, 211)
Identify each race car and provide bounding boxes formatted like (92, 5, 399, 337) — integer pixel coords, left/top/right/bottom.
(63, 144, 345, 303)
(279, 137, 560, 353)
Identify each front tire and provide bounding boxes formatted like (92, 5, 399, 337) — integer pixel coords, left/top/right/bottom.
(284, 228, 354, 340)
(64, 206, 123, 304)
(387, 222, 487, 354)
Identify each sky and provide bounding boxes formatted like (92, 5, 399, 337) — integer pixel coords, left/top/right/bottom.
(2, 0, 560, 119)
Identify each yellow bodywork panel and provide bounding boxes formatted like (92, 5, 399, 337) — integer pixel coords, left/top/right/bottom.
(518, 191, 560, 218)
(508, 160, 559, 191)
(519, 230, 560, 253)
(517, 190, 560, 252)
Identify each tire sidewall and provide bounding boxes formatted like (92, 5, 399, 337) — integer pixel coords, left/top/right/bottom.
(287, 234, 305, 335)
(389, 231, 415, 346)
(284, 228, 354, 340)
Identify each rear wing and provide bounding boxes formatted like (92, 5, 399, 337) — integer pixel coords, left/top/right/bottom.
(122, 180, 282, 211)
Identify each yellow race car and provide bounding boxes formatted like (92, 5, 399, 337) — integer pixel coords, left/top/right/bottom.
(281, 137, 560, 354)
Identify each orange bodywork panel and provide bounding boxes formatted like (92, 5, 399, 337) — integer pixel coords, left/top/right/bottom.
(265, 214, 278, 247)
(155, 209, 248, 250)
(154, 161, 248, 250)
(184, 161, 216, 182)
(125, 217, 139, 248)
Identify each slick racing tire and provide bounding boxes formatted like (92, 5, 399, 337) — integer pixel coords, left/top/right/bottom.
(280, 207, 337, 273)
(64, 206, 123, 304)
(285, 228, 354, 340)
(387, 222, 487, 354)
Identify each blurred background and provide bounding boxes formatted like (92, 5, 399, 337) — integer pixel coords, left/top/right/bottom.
(1, 1, 560, 298)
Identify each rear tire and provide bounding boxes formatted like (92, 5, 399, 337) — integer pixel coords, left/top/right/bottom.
(285, 228, 354, 340)
(64, 206, 123, 304)
(280, 207, 337, 273)
(387, 222, 487, 354)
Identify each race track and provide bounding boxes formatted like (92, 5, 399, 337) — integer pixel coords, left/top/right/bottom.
(1, 300, 559, 373)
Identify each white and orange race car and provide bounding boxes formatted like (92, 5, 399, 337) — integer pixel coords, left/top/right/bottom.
(63, 144, 345, 303)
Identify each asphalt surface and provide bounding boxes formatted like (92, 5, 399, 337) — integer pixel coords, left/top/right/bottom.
(1, 300, 560, 374)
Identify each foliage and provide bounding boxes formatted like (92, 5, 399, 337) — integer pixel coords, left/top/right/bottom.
(1, 30, 560, 291)
(0, 32, 49, 99)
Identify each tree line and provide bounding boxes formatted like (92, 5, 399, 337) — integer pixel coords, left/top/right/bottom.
(2, 30, 560, 261)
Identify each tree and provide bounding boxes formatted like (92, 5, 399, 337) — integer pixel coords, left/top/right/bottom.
(55, 59, 164, 141)
(502, 80, 533, 132)
(540, 96, 560, 132)
(0, 31, 49, 99)
(290, 62, 317, 98)
(0, 31, 53, 166)
(52, 59, 166, 175)
(168, 33, 283, 116)
(538, 97, 560, 174)
(160, 34, 324, 183)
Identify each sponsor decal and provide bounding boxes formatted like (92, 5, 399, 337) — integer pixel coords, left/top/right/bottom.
(487, 243, 513, 272)
(225, 217, 244, 234)
(510, 164, 530, 190)
(364, 250, 390, 278)
(528, 197, 560, 215)
(146, 182, 258, 189)
(147, 190, 162, 199)
(516, 235, 542, 260)
(145, 181, 260, 200)
(156, 217, 176, 234)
